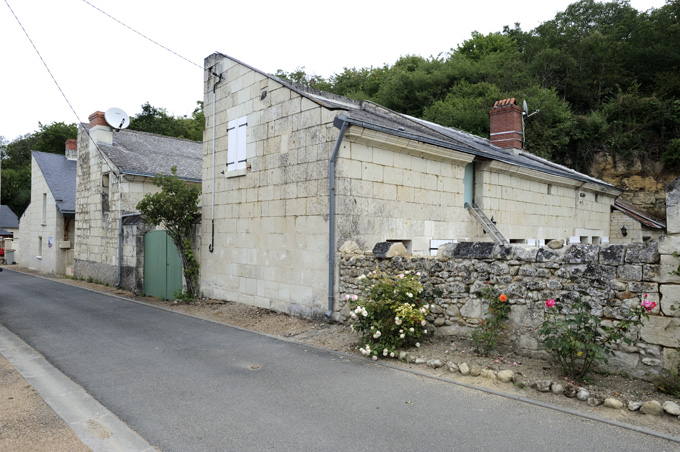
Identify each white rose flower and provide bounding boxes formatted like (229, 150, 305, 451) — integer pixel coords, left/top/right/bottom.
(400, 334, 405, 339)
(409, 328, 414, 332)
(416, 342, 421, 348)
(373, 331, 382, 338)
(395, 317, 402, 325)
(407, 292, 413, 298)
(383, 349, 388, 356)
(421, 320, 427, 326)
(390, 352, 395, 358)
(372, 356, 378, 361)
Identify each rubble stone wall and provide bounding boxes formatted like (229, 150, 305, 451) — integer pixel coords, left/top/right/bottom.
(338, 239, 680, 379)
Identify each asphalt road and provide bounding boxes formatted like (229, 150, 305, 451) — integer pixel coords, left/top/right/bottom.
(0, 269, 677, 452)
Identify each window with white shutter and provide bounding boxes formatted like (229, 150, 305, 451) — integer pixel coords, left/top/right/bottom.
(227, 116, 247, 172)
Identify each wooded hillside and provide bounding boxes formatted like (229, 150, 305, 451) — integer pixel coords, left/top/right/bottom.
(276, 0, 679, 214)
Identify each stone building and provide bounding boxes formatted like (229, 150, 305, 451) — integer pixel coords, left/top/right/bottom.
(16, 140, 77, 275)
(74, 111, 202, 291)
(199, 53, 624, 319)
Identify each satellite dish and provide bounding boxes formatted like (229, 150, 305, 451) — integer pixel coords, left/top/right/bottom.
(523, 100, 529, 116)
(104, 107, 130, 130)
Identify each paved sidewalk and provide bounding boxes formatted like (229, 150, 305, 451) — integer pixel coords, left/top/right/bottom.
(0, 323, 155, 452)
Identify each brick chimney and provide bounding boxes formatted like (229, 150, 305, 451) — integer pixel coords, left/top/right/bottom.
(65, 139, 77, 161)
(489, 98, 523, 151)
(87, 111, 112, 145)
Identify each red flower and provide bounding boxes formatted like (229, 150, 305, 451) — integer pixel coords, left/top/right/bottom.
(546, 299, 556, 308)
(499, 294, 508, 302)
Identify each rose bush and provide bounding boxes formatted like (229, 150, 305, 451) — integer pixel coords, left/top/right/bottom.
(348, 269, 430, 359)
(470, 284, 512, 355)
(538, 294, 653, 380)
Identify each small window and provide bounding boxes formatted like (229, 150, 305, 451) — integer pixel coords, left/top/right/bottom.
(227, 116, 247, 171)
(510, 239, 526, 244)
(547, 184, 552, 195)
(38, 236, 43, 258)
(592, 236, 601, 245)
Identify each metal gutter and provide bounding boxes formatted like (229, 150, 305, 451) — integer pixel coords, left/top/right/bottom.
(326, 117, 349, 320)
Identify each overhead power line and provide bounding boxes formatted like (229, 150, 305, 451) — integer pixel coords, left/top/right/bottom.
(81, 0, 203, 70)
(4, 0, 85, 130)
(4, 0, 106, 156)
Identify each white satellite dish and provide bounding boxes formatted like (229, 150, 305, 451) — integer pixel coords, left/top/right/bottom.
(104, 107, 130, 130)
(523, 100, 529, 116)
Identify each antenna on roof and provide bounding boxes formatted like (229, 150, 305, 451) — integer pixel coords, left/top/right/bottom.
(521, 100, 540, 149)
(104, 107, 130, 131)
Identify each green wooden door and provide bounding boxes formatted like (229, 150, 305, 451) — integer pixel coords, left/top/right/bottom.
(144, 230, 183, 299)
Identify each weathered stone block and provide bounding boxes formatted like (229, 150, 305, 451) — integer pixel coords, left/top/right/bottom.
(514, 246, 538, 262)
(460, 299, 483, 318)
(658, 234, 680, 255)
(657, 254, 680, 284)
(339, 241, 362, 254)
(625, 241, 659, 264)
(536, 247, 563, 263)
(564, 244, 599, 264)
(641, 316, 680, 347)
(665, 177, 680, 234)
(617, 265, 642, 281)
(372, 242, 407, 258)
(660, 285, 680, 317)
(493, 244, 514, 259)
(600, 244, 625, 265)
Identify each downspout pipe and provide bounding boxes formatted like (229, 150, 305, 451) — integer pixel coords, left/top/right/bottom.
(326, 116, 349, 320)
(117, 174, 123, 287)
(209, 71, 223, 253)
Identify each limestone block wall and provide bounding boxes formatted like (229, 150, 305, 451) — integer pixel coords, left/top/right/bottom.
(16, 155, 69, 274)
(335, 138, 474, 255)
(74, 125, 169, 290)
(200, 54, 339, 317)
(475, 161, 616, 244)
(338, 241, 675, 379)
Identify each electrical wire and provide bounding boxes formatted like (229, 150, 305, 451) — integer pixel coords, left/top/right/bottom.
(4, 0, 86, 133)
(4, 0, 106, 158)
(81, 0, 203, 70)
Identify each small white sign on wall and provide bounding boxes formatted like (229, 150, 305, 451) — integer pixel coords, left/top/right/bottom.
(48, 236, 53, 248)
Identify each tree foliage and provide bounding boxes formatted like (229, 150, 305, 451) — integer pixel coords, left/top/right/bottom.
(136, 167, 201, 299)
(275, 0, 680, 174)
(1, 121, 77, 216)
(128, 102, 205, 141)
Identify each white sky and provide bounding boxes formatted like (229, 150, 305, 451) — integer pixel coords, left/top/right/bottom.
(0, 0, 668, 141)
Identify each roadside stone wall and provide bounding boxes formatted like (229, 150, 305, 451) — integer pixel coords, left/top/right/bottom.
(338, 240, 677, 379)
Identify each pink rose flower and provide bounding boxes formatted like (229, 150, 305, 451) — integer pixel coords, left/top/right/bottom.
(546, 299, 556, 308)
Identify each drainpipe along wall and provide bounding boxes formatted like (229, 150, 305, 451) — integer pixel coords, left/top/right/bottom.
(209, 70, 222, 253)
(326, 117, 349, 320)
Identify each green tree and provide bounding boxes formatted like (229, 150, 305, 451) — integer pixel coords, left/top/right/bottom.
(136, 167, 201, 299)
(128, 102, 204, 141)
(0, 122, 77, 216)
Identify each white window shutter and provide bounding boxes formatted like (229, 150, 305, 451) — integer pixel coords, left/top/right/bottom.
(227, 119, 237, 170)
(236, 116, 247, 170)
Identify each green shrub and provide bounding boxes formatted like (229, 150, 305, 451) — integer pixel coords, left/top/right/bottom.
(538, 295, 653, 380)
(470, 284, 511, 356)
(348, 269, 430, 359)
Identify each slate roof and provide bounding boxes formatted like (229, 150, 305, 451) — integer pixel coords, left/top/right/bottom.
(0, 205, 19, 228)
(214, 53, 620, 193)
(614, 198, 666, 229)
(32, 151, 77, 216)
(84, 126, 202, 182)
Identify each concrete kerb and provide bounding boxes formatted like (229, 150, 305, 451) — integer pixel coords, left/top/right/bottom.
(0, 323, 156, 452)
(4, 268, 680, 445)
